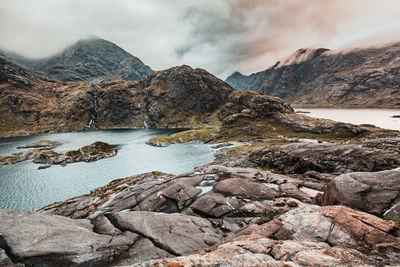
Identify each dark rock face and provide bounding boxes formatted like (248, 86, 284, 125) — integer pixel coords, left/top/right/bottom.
(0, 210, 223, 266)
(226, 44, 400, 108)
(93, 65, 235, 128)
(1, 38, 153, 82)
(248, 141, 400, 174)
(1, 59, 250, 135)
(228, 90, 293, 115)
(321, 168, 400, 221)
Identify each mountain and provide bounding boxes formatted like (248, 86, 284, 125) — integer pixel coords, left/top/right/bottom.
(226, 43, 400, 108)
(2, 55, 373, 144)
(0, 37, 153, 81)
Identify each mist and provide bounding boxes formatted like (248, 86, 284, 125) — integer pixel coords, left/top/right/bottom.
(1, 0, 399, 78)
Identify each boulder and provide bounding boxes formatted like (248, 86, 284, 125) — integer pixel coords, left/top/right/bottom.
(137, 205, 399, 266)
(0, 210, 223, 266)
(321, 168, 400, 220)
(249, 141, 400, 174)
(40, 166, 323, 225)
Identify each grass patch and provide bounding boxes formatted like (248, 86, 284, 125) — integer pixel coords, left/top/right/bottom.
(148, 129, 213, 146)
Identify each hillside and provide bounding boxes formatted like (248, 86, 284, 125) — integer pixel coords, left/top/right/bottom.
(2, 56, 381, 145)
(226, 43, 400, 108)
(0, 37, 153, 81)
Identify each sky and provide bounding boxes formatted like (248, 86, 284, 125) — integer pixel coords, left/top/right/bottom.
(1, 0, 400, 79)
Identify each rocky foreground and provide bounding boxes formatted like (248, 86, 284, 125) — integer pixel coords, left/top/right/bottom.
(0, 163, 398, 266)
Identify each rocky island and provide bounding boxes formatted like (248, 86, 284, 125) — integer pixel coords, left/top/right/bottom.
(0, 140, 118, 168)
(0, 37, 400, 266)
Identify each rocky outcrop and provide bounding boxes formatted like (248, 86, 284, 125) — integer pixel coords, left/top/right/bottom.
(0, 56, 95, 136)
(0, 141, 118, 168)
(1, 57, 302, 136)
(226, 43, 400, 108)
(136, 205, 400, 266)
(16, 140, 60, 149)
(39, 166, 322, 226)
(0, 37, 153, 82)
(248, 141, 400, 174)
(0, 210, 223, 266)
(93, 65, 235, 129)
(321, 168, 400, 221)
(33, 141, 118, 166)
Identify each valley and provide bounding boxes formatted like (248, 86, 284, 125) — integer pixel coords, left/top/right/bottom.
(0, 37, 399, 266)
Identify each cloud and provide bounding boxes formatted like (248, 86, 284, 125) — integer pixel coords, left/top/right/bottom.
(0, 0, 399, 78)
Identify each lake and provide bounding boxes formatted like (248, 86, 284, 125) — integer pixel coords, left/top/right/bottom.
(294, 108, 400, 131)
(0, 129, 215, 211)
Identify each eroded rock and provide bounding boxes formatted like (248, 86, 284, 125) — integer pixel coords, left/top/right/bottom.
(33, 141, 119, 165)
(40, 166, 322, 225)
(321, 168, 400, 220)
(137, 205, 399, 266)
(0, 210, 224, 266)
(249, 141, 400, 174)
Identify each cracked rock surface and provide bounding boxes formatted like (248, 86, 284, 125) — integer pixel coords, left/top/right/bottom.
(0, 210, 223, 266)
(321, 168, 400, 221)
(248, 141, 400, 174)
(40, 166, 322, 226)
(137, 205, 400, 267)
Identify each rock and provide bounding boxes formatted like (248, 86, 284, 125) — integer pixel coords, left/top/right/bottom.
(248, 141, 400, 174)
(226, 43, 400, 108)
(0, 210, 135, 266)
(16, 140, 60, 149)
(392, 115, 400, 118)
(108, 211, 223, 255)
(37, 164, 51, 170)
(146, 129, 212, 147)
(210, 142, 234, 149)
(228, 90, 293, 116)
(39, 165, 323, 236)
(321, 168, 400, 220)
(229, 205, 400, 266)
(137, 205, 399, 266)
(360, 137, 400, 152)
(0, 210, 223, 266)
(138, 238, 378, 267)
(33, 141, 119, 166)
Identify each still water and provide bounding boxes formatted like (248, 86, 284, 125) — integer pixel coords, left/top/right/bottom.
(0, 129, 215, 211)
(294, 108, 400, 131)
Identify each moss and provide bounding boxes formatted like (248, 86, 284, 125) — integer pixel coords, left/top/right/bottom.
(148, 129, 213, 146)
(151, 171, 169, 176)
(40, 150, 61, 157)
(65, 150, 81, 158)
(213, 116, 389, 144)
(287, 200, 299, 207)
(80, 141, 118, 155)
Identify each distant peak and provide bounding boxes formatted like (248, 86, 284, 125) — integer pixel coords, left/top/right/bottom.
(277, 47, 330, 68)
(229, 71, 244, 77)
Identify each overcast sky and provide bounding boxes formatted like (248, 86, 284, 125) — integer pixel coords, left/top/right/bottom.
(1, 0, 400, 79)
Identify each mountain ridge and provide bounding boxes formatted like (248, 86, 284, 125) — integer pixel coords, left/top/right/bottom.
(226, 42, 400, 108)
(0, 37, 153, 82)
